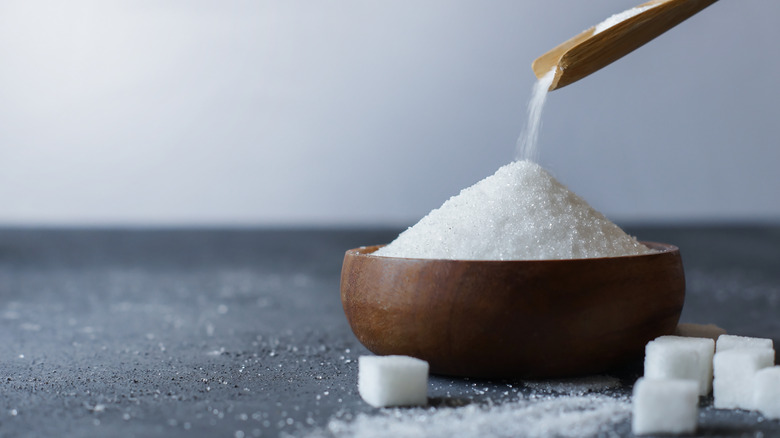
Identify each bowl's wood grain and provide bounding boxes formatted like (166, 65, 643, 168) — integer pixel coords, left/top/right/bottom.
(340, 242, 685, 378)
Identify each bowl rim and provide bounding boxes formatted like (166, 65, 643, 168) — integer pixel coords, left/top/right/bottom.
(345, 241, 678, 263)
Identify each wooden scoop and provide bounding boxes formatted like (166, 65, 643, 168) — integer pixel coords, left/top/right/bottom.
(533, 0, 718, 91)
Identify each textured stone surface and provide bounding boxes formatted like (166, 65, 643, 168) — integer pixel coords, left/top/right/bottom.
(0, 226, 777, 437)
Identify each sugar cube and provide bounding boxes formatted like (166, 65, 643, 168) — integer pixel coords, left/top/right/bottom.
(674, 323, 726, 341)
(716, 334, 773, 352)
(358, 355, 429, 407)
(753, 366, 780, 420)
(632, 378, 699, 435)
(713, 348, 775, 410)
(644, 335, 715, 396)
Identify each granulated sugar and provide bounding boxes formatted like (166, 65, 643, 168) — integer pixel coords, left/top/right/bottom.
(305, 394, 630, 438)
(516, 68, 556, 162)
(593, 4, 657, 35)
(374, 160, 653, 260)
(523, 375, 621, 396)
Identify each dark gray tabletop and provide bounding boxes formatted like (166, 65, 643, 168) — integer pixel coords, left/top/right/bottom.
(0, 226, 778, 437)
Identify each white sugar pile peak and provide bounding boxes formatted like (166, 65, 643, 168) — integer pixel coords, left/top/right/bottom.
(374, 160, 653, 260)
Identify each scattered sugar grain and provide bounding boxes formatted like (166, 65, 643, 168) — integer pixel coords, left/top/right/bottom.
(374, 160, 654, 260)
(523, 375, 621, 396)
(304, 394, 630, 438)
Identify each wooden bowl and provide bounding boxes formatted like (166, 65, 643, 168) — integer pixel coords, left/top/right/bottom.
(340, 242, 685, 379)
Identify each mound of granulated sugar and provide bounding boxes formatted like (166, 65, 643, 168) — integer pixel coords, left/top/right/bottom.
(373, 160, 653, 260)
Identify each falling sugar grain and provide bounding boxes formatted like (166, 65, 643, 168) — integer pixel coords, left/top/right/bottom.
(515, 67, 556, 162)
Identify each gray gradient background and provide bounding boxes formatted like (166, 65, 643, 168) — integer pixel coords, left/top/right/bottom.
(1, 0, 778, 227)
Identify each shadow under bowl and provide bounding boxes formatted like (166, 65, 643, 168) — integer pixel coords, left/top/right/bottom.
(340, 242, 685, 379)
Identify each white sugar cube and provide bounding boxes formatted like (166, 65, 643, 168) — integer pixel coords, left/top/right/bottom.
(753, 366, 780, 420)
(674, 323, 726, 341)
(632, 378, 699, 435)
(358, 355, 429, 407)
(716, 334, 773, 352)
(713, 348, 775, 410)
(644, 335, 715, 396)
